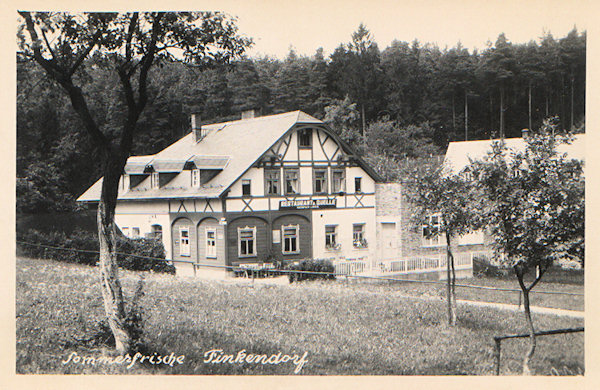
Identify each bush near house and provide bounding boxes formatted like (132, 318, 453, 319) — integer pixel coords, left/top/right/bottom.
(17, 228, 175, 274)
(286, 259, 336, 282)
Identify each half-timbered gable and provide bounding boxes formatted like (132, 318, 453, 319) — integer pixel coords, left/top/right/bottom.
(78, 110, 381, 275)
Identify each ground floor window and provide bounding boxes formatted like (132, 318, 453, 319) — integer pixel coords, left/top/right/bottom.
(282, 224, 300, 254)
(206, 228, 217, 258)
(150, 224, 162, 240)
(179, 227, 190, 256)
(325, 225, 339, 249)
(353, 223, 367, 248)
(422, 214, 442, 247)
(131, 227, 140, 238)
(239, 226, 257, 257)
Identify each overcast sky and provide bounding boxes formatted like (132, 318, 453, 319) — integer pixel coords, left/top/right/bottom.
(215, 0, 590, 59)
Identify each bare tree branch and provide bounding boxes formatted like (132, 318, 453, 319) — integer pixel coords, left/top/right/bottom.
(125, 13, 139, 63)
(68, 30, 102, 77)
(40, 28, 57, 61)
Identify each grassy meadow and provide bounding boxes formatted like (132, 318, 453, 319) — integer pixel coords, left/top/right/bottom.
(16, 257, 584, 375)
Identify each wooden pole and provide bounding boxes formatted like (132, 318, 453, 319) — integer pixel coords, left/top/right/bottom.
(494, 338, 502, 375)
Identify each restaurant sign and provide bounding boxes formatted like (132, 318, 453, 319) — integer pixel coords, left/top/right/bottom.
(279, 198, 336, 210)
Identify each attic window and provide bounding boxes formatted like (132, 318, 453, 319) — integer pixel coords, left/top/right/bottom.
(191, 169, 200, 188)
(151, 172, 160, 189)
(298, 129, 312, 148)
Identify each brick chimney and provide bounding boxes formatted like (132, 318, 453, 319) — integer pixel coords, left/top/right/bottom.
(191, 113, 205, 142)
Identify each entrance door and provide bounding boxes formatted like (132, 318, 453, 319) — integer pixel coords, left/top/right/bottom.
(380, 222, 397, 260)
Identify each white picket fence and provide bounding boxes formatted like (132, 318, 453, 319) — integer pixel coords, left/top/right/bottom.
(333, 252, 478, 276)
(333, 258, 369, 275)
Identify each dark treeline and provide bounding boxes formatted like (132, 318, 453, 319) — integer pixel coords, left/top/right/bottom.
(17, 25, 585, 213)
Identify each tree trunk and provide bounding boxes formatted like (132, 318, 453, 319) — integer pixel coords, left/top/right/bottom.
(464, 90, 468, 141)
(489, 93, 493, 137)
(516, 268, 536, 375)
(499, 86, 505, 139)
(452, 93, 456, 132)
(445, 234, 457, 326)
(361, 104, 366, 136)
(98, 159, 131, 354)
(570, 72, 575, 130)
(528, 82, 532, 131)
(545, 89, 549, 117)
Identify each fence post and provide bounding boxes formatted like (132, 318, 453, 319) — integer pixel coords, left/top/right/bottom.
(494, 338, 502, 375)
(193, 263, 197, 277)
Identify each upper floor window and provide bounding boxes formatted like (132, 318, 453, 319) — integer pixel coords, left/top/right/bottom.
(314, 169, 328, 194)
(422, 214, 442, 247)
(151, 172, 160, 189)
(282, 225, 300, 254)
(242, 179, 251, 196)
(298, 129, 312, 148)
(265, 169, 280, 195)
(353, 224, 367, 248)
(354, 177, 362, 193)
(332, 169, 345, 193)
(285, 169, 299, 195)
(191, 169, 200, 188)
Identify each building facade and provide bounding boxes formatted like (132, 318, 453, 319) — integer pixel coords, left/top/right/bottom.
(78, 110, 381, 275)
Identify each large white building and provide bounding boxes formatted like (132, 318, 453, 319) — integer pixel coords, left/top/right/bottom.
(78, 110, 382, 274)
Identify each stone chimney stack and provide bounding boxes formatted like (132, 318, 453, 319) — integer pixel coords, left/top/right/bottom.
(191, 113, 204, 142)
(241, 109, 255, 120)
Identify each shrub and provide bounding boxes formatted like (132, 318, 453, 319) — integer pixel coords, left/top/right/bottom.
(286, 259, 335, 283)
(17, 228, 175, 274)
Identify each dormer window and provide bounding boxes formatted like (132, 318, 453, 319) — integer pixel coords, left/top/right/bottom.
(298, 128, 312, 148)
(191, 169, 200, 188)
(151, 172, 160, 189)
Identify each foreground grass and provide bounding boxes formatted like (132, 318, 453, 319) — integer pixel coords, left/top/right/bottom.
(16, 257, 584, 375)
(356, 274, 584, 312)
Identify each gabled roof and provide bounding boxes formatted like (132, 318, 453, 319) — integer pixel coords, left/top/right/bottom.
(443, 134, 585, 175)
(79, 110, 377, 202)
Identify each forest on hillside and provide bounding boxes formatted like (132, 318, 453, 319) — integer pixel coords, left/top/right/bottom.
(17, 25, 585, 213)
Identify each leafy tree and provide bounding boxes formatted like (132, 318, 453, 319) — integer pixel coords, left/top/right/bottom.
(405, 166, 476, 326)
(469, 118, 584, 374)
(477, 33, 516, 138)
(365, 119, 440, 159)
(323, 96, 363, 152)
(328, 24, 384, 134)
(18, 11, 251, 353)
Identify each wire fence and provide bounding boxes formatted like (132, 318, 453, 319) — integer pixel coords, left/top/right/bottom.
(493, 327, 584, 375)
(16, 240, 584, 298)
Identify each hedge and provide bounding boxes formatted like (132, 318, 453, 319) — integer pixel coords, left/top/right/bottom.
(17, 228, 175, 274)
(285, 259, 336, 283)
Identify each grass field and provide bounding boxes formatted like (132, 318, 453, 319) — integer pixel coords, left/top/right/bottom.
(16, 257, 584, 375)
(355, 274, 584, 311)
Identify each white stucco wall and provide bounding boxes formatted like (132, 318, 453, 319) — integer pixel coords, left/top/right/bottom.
(114, 201, 172, 258)
(311, 208, 376, 262)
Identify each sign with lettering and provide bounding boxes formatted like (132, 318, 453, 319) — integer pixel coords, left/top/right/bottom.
(279, 198, 337, 210)
(272, 229, 281, 244)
